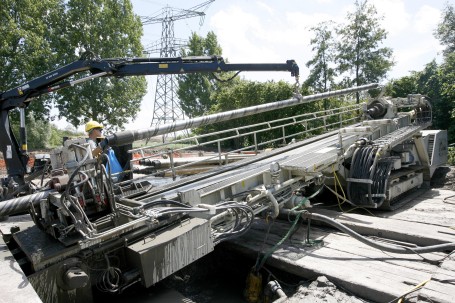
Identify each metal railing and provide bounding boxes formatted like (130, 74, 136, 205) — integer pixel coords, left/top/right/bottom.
(127, 102, 364, 180)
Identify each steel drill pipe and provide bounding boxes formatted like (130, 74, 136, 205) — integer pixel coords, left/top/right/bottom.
(0, 190, 53, 217)
(106, 83, 379, 146)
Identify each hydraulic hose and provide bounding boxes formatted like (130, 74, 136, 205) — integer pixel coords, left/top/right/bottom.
(301, 212, 455, 254)
(265, 190, 280, 219)
(268, 281, 288, 303)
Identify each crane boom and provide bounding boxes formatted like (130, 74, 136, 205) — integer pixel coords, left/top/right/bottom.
(0, 54, 299, 183)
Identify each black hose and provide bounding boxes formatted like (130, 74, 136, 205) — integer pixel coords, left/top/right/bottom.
(139, 199, 191, 210)
(301, 212, 455, 254)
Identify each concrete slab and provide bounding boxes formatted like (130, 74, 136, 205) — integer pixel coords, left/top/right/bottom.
(0, 214, 41, 303)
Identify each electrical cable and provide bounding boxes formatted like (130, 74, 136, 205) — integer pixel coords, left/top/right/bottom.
(96, 254, 122, 293)
(302, 212, 455, 254)
(140, 199, 191, 210)
(61, 145, 91, 230)
(386, 278, 431, 303)
(261, 266, 308, 288)
(211, 201, 255, 244)
(212, 71, 241, 82)
(323, 185, 377, 217)
(254, 215, 274, 273)
(100, 162, 116, 213)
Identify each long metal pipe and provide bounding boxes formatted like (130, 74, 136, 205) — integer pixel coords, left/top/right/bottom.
(0, 190, 53, 217)
(106, 83, 378, 146)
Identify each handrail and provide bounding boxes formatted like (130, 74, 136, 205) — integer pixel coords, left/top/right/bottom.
(129, 102, 364, 178)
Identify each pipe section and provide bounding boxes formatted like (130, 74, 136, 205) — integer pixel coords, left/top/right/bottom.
(0, 190, 53, 217)
(106, 83, 379, 147)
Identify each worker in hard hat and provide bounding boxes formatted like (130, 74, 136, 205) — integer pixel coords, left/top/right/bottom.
(85, 120, 123, 181)
(85, 120, 104, 150)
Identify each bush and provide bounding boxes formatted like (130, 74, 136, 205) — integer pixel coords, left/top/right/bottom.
(448, 147, 455, 166)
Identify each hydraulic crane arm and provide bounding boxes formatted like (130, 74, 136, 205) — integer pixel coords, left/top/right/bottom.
(0, 54, 299, 183)
(1, 55, 299, 110)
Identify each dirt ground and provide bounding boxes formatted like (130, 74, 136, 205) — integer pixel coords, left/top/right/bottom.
(430, 166, 455, 190)
(283, 276, 367, 303)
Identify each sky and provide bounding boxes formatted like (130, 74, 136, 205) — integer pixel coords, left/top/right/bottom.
(63, 0, 449, 131)
(122, 0, 448, 130)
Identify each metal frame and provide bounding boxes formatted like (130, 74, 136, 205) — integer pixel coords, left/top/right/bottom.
(128, 102, 363, 180)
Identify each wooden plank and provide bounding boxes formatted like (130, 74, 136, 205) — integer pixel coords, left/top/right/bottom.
(379, 189, 455, 228)
(229, 219, 448, 302)
(307, 207, 455, 246)
(418, 256, 455, 303)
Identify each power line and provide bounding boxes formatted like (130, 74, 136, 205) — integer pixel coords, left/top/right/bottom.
(141, 1, 214, 141)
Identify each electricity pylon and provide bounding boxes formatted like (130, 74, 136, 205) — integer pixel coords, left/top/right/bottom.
(141, 1, 214, 141)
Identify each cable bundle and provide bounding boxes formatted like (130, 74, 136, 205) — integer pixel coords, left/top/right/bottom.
(211, 201, 255, 244)
(347, 145, 393, 208)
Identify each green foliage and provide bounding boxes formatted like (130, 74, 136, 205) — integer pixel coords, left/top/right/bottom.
(55, 0, 146, 130)
(336, 0, 393, 100)
(388, 52, 455, 143)
(9, 112, 83, 150)
(193, 80, 317, 149)
(26, 114, 52, 150)
(1, 0, 146, 131)
(386, 75, 418, 97)
(305, 21, 337, 100)
(448, 147, 455, 166)
(49, 126, 84, 147)
(0, 0, 65, 119)
(416, 61, 447, 131)
(435, 3, 455, 57)
(178, 31, 234, 117)
(439, 53, 455, 142)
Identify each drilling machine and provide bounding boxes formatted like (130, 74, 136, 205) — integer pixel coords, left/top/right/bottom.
(0, 53, 448, 302)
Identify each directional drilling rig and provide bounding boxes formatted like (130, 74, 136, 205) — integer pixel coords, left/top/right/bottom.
(0, 54, 448, 302)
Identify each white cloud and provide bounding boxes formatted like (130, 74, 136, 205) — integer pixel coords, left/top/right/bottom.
(209, 4, 346, 81)
(372, 0, 411, 36)
(256, 0, 274, 15)
(414, 5, 441, 34)
(210, 6, 274, 60)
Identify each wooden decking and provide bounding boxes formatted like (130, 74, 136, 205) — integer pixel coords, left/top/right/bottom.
(227, 188, 455, 303)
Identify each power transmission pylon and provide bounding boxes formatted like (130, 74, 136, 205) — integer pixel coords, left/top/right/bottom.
(141, 1, 214, 141)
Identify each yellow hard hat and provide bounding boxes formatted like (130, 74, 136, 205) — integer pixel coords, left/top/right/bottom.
(85, 121, 104, 133)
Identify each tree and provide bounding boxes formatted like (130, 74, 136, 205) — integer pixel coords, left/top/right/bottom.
(305, 22, 337, 95)
(336, 0, 394, 102)
(435, 3, 455, 57)
(386, 75, 418, 98)
(305, 21, 337, 111)
(439, 53, 455, 141)
(199, 81, 315, 148)
(54, 0, 147, 131)
(178, 31, 232, 117)
(0, 0, 65, 120)
(1, 0, 147, 132)
(25, 113, 53, 149)
(9, 112, 54, 149)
